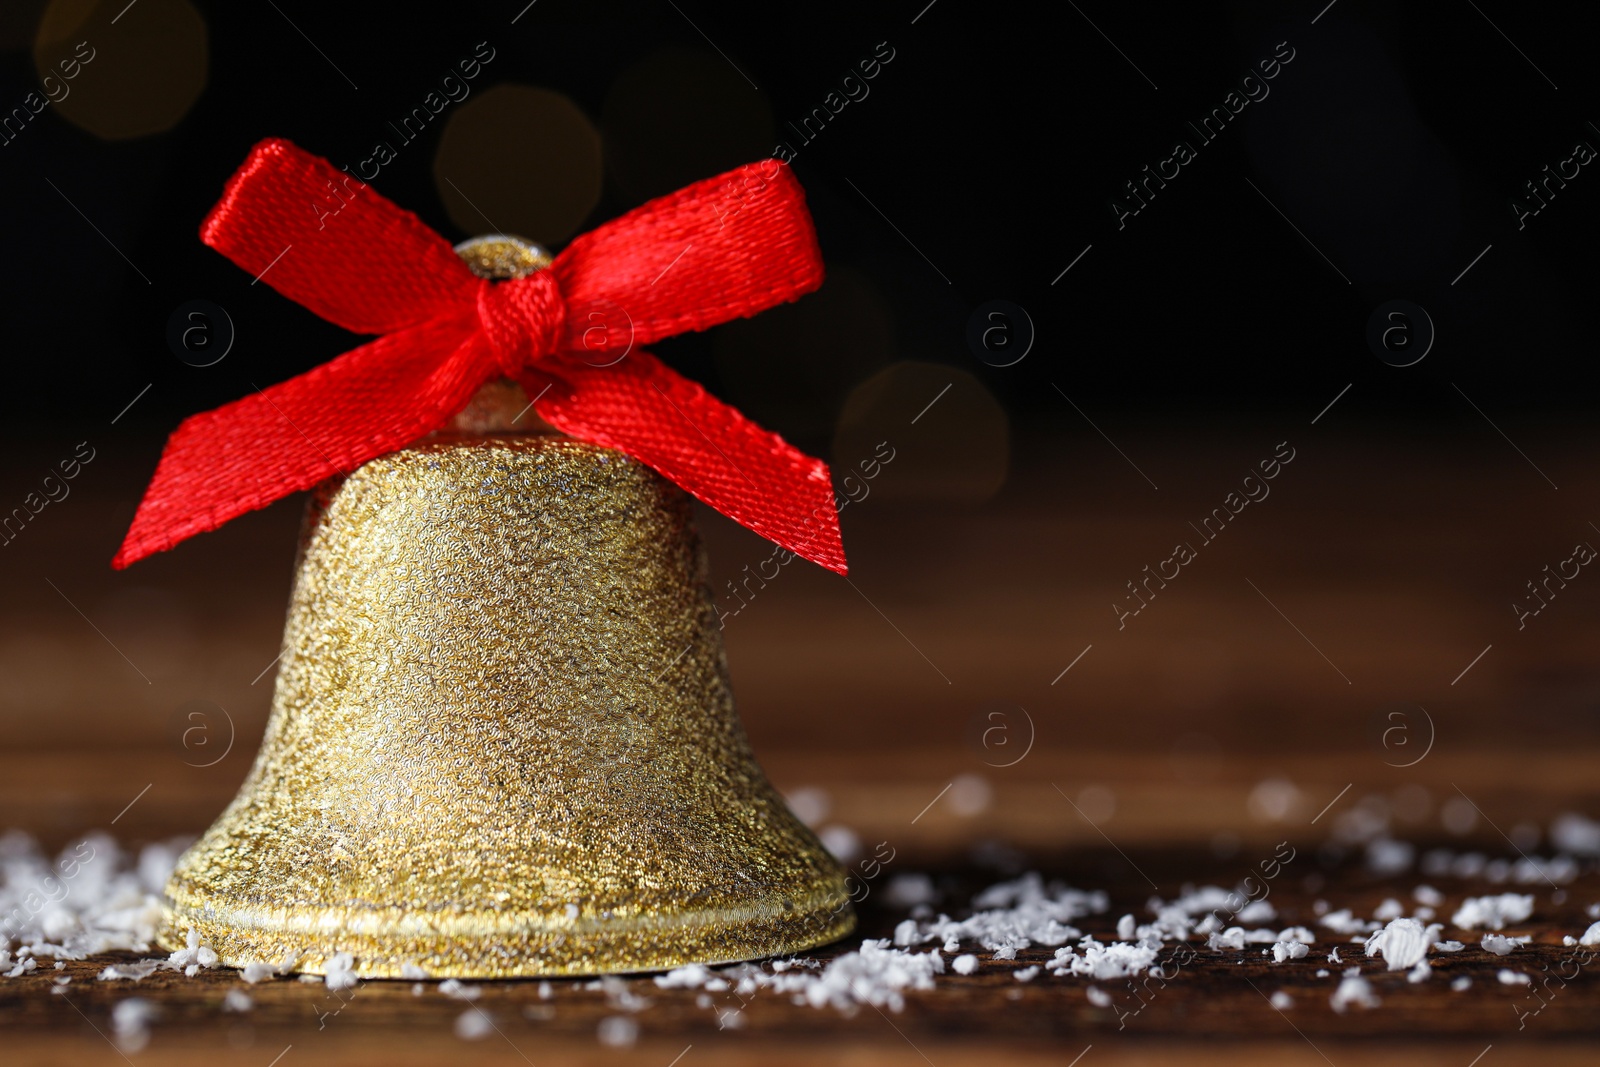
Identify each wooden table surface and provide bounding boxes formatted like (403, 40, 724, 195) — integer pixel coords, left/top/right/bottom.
(2, 835, 1596, 1065)
(5, 424, 1600, 1063)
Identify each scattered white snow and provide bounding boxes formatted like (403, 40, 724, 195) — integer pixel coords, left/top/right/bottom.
(656, 964, 716, 989)
(440, 978, 481, 1001)
(1047, 937, 1161, 980)
(324, 952, 358, 991)
(947, 775, 993, 817)
(1320, 909, 1380, 936)
(818, 825, 862, 864)
(892, 873, 1105, 955)
(1367, 838, 1414, 875)
(1452, 894, 1533, 931)
(112, 997, 158, 1052)
(598, 1014, 638, 1046)
(2, 815, 1593, 1030)
(1330, 969, 1379, 1012)
(1550, 813, 1600, 856)
(0, 832, 183, 966)
(772, 941, 945, 1012)
(884, 873, 937, 908)
(166, 927, 218, 977)
(1364, 918, 1442, 972)
(1271, 940, 1309, 963)
(239, 954, 297, 984)
(1480, 934, 1529, 956)
(97, 960, 163, 981)
(455, 1008, 493, 1040)
(1236, 899, 1276, 925)
(784, 786, 830, 827)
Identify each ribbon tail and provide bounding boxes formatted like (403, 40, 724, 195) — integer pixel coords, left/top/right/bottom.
(113, 312, 491, 568)
(530, 352, 847, 575)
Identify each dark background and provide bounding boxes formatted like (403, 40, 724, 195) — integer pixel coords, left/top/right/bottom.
(3, 0, 1596, 443)
(3, 0, 1599, 843)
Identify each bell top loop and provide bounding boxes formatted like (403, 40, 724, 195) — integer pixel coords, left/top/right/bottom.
(443, 236, 565, 433)
(453, 234, 553, 280)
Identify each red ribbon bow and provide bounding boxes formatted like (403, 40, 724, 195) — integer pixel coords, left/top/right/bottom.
(113, 139, 846, 574)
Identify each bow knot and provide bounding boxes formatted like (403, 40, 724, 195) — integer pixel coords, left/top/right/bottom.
(476, 272, 567, 377)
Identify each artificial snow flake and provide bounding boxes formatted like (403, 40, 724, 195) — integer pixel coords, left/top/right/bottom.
(1452, 894, 1533, 931)
(324, 952, 358, 991)
(1271, 940, 1309, 963)
(1364, 918, 1442, 972)
(1330, 969, 1379, 1012)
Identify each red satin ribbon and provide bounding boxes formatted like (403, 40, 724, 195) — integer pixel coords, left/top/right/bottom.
(113, 138, 847, 574)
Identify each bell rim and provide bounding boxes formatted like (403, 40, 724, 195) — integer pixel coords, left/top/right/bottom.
(159, 894, 856, 978)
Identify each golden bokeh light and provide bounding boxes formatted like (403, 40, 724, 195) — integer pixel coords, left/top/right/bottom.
(602, 48, 773, 206)
(0, 1, 49, 51)
(433, 84, 602, 247)
(34, 0, 207, 140)
(712, 266, 895, 439)
(833, 362, 1009, 503)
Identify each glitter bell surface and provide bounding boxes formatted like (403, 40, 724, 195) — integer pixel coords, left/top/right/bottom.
(160, 237, 854, 977)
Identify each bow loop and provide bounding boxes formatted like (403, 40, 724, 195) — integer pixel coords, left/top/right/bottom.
(476, 272, 567, 377)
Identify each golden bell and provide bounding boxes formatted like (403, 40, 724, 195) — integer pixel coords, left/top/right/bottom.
(160, 237, 854, 977)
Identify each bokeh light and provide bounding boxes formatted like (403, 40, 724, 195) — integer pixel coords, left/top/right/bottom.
(432, 84, 602, 246)
(34, 0, 207, 140)
(0, 1, 49, 50)
(602, 48, 774, 207)
(713, 265, 894, 440)
(832, 361, 1009, 503)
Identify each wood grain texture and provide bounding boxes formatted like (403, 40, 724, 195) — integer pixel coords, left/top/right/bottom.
(1, 842, 1596, 1064)
(5, 430, 1600, 1062)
